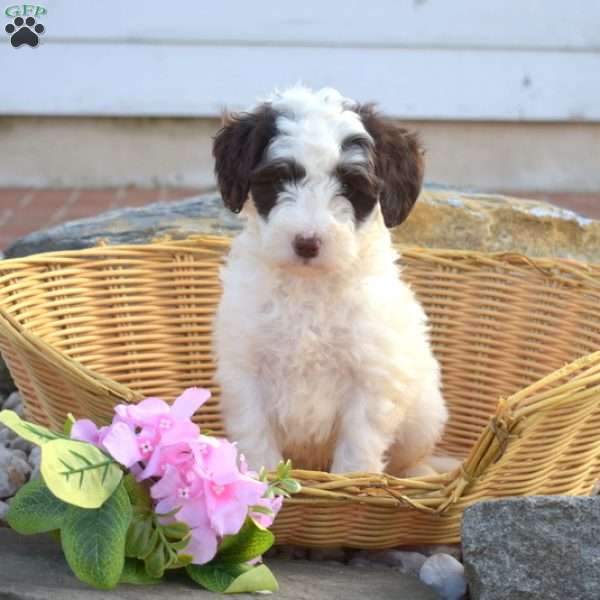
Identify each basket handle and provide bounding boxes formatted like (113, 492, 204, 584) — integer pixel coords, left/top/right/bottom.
(0, 307, 142, 406)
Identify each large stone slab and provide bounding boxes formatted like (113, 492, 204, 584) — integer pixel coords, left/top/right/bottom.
(0, 528, 436, 600)
(5, 188, 600, 263)
(462, 496, 600, 600)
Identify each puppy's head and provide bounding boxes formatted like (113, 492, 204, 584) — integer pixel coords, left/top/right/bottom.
(213, 86, 423, 272)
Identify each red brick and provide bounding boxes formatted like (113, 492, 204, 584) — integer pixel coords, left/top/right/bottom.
(0, 187, 34, 209)
(111, 188, 163, 208)
(161, 187, 203, 201)
(61, 190, 116, 221)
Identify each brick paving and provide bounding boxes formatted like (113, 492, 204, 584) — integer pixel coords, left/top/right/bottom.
(0, 187, 598, 252)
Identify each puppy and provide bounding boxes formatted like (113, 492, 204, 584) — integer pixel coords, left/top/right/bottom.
(212, 85, 448, 475)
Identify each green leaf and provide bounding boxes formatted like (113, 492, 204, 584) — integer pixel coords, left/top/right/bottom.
(187, 562, 279, 594)
(140, 527, 160, 560)
(166, 553, 193, 569)
(0, 410, 66, 446)
(216, 517, 274, 564)
(41, 438, 122, 509)
(224, 564, 279, 594)
(161, 522, 190, 541)
(279, 478, 302, 494)
(7, 479, 69, 534)
(170, 534, 192, 552)
(122, 474, 152, 511)
(187, 562, 250, 592)
(119, 559, 161, 585)
(125, 514, 154, 559)
(276, 459, 292, 479)
(145, 543, 167, 579)
(63, 414, 75, 437)
(61, 483, 132, 589)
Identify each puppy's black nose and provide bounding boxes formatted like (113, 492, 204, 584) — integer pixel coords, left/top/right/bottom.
(293, 235, 321, 259)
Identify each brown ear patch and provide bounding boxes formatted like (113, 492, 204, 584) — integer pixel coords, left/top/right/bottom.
(212, 105, 279, 213)
(356, 104, 424, 228)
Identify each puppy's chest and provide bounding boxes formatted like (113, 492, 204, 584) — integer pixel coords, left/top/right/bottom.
(253, 284, 359, 436)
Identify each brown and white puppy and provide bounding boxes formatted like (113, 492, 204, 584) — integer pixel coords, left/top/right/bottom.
(213, 85, 448, 475)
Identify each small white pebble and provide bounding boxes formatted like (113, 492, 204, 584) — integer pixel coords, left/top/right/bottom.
(416, 544, 462, 560)
(420, 554, 467, 600)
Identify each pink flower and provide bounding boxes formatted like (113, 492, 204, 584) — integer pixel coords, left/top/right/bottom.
(199, 440, 267, 536)
(151, 465, 219, 564)
(149, 438, 268, 564)
(70, 419, 109, 446)
(70, 387, 285, 567)
(251, 495, 284, 528)
(71, 387, 210, 472)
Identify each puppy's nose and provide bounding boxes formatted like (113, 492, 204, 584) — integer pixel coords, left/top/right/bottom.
(293, 234, 321, 259)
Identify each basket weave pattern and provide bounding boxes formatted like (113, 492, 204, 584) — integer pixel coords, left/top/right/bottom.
(1, 237, 600, 547)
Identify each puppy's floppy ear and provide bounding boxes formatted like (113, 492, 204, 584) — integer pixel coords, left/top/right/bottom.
(212, 105, 278, 213)
(357, 104, 424, 228)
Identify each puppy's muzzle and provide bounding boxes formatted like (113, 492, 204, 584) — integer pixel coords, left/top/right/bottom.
(293, 235, 321, 260)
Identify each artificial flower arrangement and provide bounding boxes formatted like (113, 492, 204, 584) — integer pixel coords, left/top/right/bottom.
(0, 388, 300, 593)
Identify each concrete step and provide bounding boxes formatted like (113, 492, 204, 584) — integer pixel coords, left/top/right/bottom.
(0, 528, 437, 599)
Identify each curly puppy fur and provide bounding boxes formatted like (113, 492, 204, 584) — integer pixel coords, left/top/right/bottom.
(213, 85, 448, 475)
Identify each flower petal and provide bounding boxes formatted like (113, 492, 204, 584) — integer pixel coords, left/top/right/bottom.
(171, 387, 211, 420)
(101, 422, 143, 467)
(151, 465, 182, 500)
(139, 445, 163, 480)
(70, 419, 100, 445)
(186, 524, 219, 565)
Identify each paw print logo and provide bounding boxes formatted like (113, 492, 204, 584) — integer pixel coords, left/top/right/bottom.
(5, 16, 45, 48)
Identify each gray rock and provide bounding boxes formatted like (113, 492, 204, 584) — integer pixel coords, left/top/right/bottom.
(29, 445, 41, 467)
(28, 445, 42, 480)
(10, 448, 28, 463)
(0, 445, 31, 498)
(0, 529, 438, 599)
(4, 195, 240, 258)
(420, 554, 467, 600)
(9, 436, 33, 454)
(3, 391, 22, 411)
(462, 496, 600, 600)
(0, 499, 8, 521)
(0, 426, 17, 446)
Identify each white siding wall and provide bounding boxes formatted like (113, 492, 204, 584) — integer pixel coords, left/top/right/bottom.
(0, 1, 599, 120)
